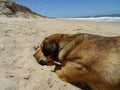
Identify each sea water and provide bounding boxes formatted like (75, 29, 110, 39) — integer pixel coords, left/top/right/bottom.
(68, 17, 120, 22)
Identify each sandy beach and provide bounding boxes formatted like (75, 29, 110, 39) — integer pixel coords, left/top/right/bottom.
(0, 17, 120, 90)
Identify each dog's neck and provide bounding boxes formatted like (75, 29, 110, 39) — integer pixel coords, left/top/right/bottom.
(58, 34, 85, 61)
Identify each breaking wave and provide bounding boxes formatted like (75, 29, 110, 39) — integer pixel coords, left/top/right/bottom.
(67, 17, 120, 22)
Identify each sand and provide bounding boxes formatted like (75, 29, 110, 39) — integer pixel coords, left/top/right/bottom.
(0, 17, 120, 90)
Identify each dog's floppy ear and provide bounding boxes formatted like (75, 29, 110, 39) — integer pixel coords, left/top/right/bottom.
(42, 39, 59, 59)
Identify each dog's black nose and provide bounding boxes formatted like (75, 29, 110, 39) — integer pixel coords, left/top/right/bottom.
(38, 60, 47, 65)
(33, 53, 35, 57)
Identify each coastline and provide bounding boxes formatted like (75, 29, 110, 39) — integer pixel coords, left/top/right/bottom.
(0, 17, 120, 90)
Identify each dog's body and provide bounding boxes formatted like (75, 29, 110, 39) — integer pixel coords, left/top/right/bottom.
(34, 33, 120, 90)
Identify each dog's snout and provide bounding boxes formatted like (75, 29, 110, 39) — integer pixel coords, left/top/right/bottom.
(33, 53, 47, 65)
(38, 60, 47, 65)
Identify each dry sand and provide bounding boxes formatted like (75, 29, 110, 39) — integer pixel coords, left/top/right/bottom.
(0, 17, 120, 90)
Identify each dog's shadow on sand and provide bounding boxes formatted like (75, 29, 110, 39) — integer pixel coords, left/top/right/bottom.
(70, 82, 91, 90)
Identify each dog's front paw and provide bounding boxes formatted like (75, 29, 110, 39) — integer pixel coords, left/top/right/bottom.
(55, 70, 70, 82)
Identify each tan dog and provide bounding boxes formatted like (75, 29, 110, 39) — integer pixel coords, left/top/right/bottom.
(33, 33, 120, 90)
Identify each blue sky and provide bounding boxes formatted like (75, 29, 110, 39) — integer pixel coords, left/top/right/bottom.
(14, 0, 120, 17)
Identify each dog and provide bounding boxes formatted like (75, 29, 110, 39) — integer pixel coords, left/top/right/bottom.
(33, 33, 120, 90)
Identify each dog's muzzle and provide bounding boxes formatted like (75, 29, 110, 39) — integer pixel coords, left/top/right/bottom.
(33, 48, 47, 65)
(38, 59, 47, 65)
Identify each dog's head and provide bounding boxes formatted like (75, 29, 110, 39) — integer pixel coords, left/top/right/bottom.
(33, 34, 63, 65)
(33, 48, 55, 65)
(42, 38, 59, 59)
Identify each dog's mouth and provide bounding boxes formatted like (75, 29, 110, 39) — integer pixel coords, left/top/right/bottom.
(35, 57, 61, 66)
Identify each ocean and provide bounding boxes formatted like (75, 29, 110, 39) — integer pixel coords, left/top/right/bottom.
(68, 17, 120, 22)
(65, 14, 120, 22)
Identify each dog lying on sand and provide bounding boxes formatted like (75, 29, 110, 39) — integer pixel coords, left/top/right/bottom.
(33, 33, 120, 90)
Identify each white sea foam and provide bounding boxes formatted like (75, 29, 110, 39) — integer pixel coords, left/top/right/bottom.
(67, 17, 120, 22)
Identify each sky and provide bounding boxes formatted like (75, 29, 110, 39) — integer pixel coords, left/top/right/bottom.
(14, 0, 120, 18)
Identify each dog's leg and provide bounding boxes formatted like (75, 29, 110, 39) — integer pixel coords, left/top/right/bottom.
(55, 61, 88, 82)
(55, 66, 78, 83)
(55, 69, 71, 82)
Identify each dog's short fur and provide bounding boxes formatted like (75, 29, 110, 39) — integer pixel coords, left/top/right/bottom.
(33, 33, 120, 90)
